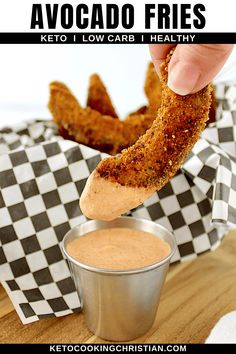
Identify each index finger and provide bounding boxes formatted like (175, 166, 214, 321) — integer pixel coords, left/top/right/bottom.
(149, 44, 176, 74)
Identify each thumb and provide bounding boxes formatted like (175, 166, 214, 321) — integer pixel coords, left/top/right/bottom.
(167, 44, 234, 95)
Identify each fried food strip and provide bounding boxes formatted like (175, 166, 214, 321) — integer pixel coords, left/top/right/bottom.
(127, 105, 148, 116)
(50, 63, 162, 155)
(80, 50, 212, 220)
(87, 74, 118, 118)
(126, 62, 162, 118)
(49, 82, 155, 155)
(208, 87, 216, 124)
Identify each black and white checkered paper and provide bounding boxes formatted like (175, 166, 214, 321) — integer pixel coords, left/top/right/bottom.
(1, 84, 236, 324)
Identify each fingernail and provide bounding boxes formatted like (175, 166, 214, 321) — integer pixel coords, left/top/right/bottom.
(153, 60, 162, 76)
(154, 63, 160, 76)
(168, 62, 201, 95)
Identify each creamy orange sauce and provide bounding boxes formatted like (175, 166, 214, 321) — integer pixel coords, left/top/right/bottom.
(79, 170, 155, 221)
(67, 227, 170, 270)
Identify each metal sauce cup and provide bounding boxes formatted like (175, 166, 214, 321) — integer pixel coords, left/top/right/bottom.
(62, 216, 176, 341)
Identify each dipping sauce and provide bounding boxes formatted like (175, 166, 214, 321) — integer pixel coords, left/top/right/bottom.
(67, 227, 171, 270)
(80, 171, 155, 221)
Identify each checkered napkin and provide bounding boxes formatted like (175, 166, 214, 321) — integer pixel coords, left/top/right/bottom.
(0, 84, 236, 324)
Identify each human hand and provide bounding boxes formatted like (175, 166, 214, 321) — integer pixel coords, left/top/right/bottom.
(149, 44, 234, 95)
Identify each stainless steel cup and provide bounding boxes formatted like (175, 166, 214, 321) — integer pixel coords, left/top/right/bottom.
(62, 216, 176, 341)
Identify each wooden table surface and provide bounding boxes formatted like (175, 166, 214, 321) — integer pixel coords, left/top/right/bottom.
(0, 231, 236, 344)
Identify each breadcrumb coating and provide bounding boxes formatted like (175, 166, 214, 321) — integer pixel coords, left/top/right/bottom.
(87, 74, 118, 118)
(49, 63, 162, 155)
(97, 50, 212, 189)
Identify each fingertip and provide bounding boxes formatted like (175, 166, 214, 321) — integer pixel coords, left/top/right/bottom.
(167, 44, 234, 94)
(149, 44, 176, 76)
(167, 61, 201, 96)
(152, 60, 163, 76)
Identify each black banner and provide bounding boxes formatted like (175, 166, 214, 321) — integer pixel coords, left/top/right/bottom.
(0, 344, 236, 353)
(0, 32, 235, 44)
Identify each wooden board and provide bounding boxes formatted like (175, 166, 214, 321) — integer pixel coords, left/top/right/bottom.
(0, 231, 236, 344)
